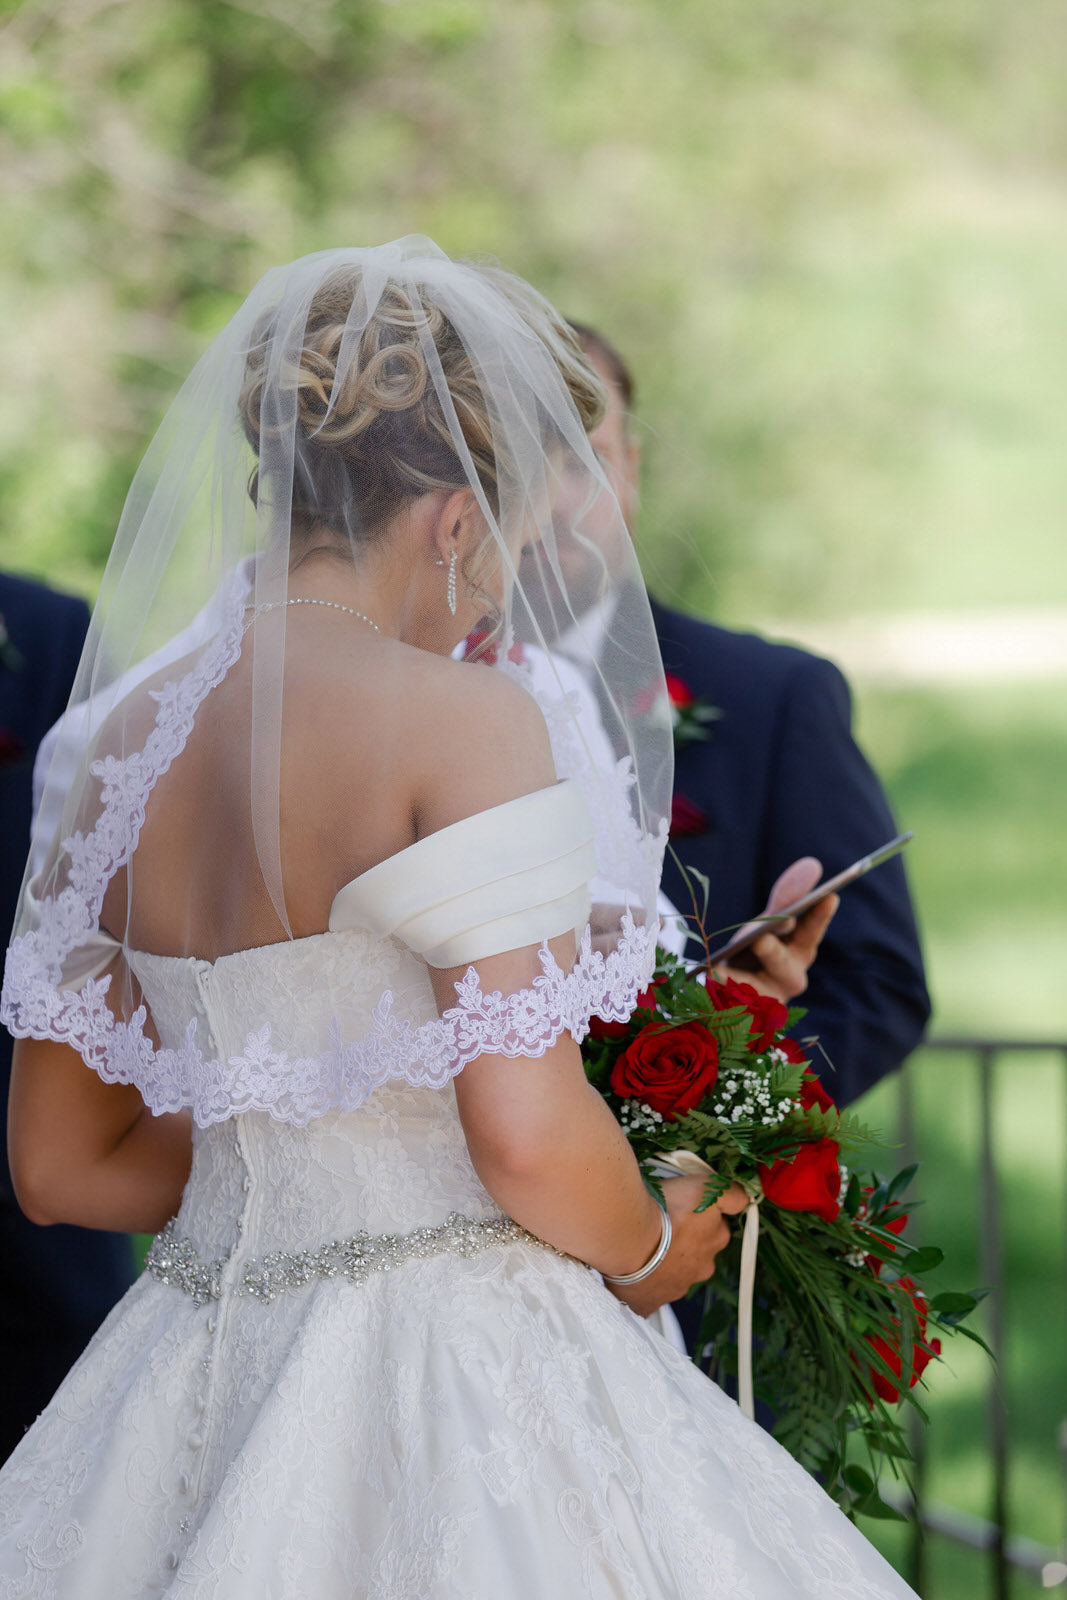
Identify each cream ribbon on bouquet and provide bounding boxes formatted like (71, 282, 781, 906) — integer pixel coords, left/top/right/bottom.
(649, 1150, 761, 1421)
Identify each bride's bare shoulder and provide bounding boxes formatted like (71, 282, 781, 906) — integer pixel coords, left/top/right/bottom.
(404, 652, 557, 828)
(424, 652, 545, 733)
(292, 639, 555, 819)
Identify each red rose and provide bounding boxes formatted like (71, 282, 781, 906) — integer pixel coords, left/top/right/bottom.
(779, 1037, 811, 1068)
(610, 1020, 719, 1118)
(759, 1139, 842, 1222)
(705, 976, 788, 1052)
(864, 1278, 942, 1403)
(664, 673, 695, 708)
(670, 792, 710, 836)
(586, 984, 660, 1042)
(798, 1072, 836, 1114)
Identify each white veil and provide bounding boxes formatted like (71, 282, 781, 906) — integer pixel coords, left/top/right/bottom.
(2, 238, 672, 1126)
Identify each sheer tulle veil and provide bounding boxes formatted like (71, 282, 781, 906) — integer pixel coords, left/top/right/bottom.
(2, 237, 672, 1125)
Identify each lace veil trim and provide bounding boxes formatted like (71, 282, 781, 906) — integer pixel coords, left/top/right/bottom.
(0, 577, 658, 1128)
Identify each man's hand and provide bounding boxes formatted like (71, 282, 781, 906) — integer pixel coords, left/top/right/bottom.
(592, 854, 838, 1002)
(716, 856, 838, 1004)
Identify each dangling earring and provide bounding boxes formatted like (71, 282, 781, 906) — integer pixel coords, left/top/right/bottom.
(446, 548, 458, 616)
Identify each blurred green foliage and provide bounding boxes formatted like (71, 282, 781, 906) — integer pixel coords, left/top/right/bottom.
(4, 0, 1067, 615)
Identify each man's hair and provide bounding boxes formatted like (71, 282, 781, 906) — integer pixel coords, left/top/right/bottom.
(567, 321, 635, 413)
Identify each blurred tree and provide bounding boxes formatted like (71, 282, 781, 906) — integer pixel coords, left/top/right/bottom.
(3, 0, 1067, 617)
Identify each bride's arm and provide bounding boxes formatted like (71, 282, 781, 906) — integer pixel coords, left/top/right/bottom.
(9, 1037, 191, 1233)
(7, 962, 192, 1233)
(422, 671, 745, 1314)
(444, 986, 746, 1315)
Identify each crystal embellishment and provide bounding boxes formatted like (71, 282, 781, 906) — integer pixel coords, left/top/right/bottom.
(145, 1212, 538, 1307)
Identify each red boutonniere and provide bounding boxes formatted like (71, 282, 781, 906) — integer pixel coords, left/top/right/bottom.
(670, 792, 710, 836)
(631, 673, 719, 753)
(464, 629, 525, 667)
(631, 677, 719, 836)
(665, 673, 720, 752)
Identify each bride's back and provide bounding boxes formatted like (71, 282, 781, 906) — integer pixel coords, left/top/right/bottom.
(96, 259, 608, 965)
(105, 621, 473, 961)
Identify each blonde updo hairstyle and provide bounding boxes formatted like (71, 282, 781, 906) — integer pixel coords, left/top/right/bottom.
(238, 263, 605, 620)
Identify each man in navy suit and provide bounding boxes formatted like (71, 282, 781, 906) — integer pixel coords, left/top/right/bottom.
(571, 324, 930, 1100)
(570, 325, 930, 1357)
(649, 598, 930, 1104)
(0, 571, 135, 1459)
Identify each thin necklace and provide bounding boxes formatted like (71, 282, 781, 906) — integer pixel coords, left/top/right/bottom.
(244, 596, 383, 635)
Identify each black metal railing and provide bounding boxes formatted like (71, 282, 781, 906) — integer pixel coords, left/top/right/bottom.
(895, 1037, 1067, 1597)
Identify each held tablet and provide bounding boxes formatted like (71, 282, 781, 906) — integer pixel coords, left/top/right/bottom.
(704, 832, 914, 968)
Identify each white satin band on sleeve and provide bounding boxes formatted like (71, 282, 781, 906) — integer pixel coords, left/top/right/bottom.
(329, 780, 596, 968)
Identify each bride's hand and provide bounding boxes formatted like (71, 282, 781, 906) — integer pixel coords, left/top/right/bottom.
(605, 1174, 749, 1319)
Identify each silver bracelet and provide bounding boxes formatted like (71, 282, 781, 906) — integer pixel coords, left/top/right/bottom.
(601, 1202, 672, 1286)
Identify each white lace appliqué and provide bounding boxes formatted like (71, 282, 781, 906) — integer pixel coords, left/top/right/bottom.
(1, 582, 248, 1063)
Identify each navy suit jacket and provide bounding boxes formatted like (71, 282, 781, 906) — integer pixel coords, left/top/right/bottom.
(651, 600, 930, 1107)
(0, 573, 134, 1450)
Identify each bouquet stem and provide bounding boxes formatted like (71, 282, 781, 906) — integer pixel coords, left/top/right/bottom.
(738, 1199, 760, 1419)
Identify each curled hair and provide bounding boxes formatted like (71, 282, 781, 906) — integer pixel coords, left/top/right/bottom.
(239, 265, 605, 547)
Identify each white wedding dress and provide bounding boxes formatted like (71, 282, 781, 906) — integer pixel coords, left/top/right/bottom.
(0, 786, 915, 1600)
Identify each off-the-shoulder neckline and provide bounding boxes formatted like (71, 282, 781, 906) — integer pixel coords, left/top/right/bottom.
(333, 779, 575, 905)
(127, 780, 576, 970)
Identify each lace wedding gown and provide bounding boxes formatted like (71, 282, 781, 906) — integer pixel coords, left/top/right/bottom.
(0, 786, 915, 1600)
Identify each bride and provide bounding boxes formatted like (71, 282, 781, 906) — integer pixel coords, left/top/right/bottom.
(0, 239, 915, 1597)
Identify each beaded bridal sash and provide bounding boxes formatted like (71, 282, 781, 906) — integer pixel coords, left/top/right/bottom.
(145, 1212, 539, 1309)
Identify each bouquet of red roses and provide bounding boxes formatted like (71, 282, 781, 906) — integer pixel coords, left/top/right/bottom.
(582, 947, 985, 1519)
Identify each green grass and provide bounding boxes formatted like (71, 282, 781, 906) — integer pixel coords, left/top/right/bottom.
(856, 680, 1067, 1036)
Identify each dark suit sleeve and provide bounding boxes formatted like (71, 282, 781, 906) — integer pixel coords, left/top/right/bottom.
(765, 655, 930, 1102)
(0, 579, 133, 1458)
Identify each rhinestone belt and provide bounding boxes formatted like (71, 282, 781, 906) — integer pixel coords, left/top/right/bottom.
(145, 1212, 535, 1308)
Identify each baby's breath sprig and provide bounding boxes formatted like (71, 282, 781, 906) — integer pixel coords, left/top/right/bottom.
(618, 1099, 665, 1135)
